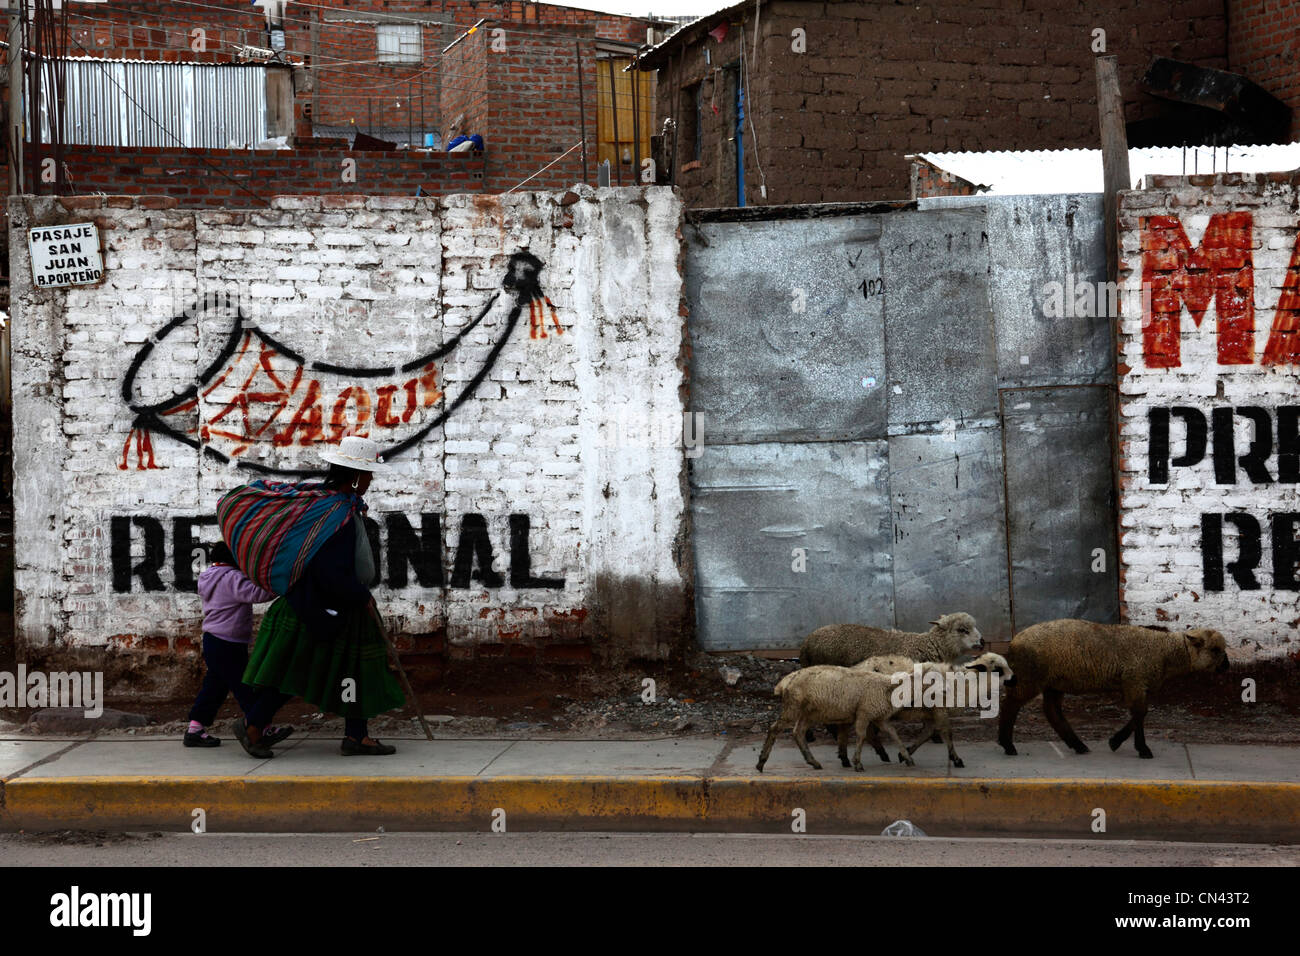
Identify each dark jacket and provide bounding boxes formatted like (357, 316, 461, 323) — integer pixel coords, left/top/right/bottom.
(286, 516, 372, 641)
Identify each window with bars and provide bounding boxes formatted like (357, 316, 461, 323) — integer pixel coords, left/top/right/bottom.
(377, 25, 422, 64)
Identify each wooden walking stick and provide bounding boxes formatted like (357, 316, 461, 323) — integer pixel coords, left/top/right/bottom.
(372, 602, 435, 741)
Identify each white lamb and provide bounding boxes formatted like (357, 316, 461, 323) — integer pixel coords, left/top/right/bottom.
(755, 661, 947, 773)
(851, 652, 1014, 768)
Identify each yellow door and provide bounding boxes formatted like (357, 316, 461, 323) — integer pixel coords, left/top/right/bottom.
(596, 55, 654, 185)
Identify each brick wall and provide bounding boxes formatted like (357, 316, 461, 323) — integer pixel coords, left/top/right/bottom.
(1227, 0, 1300, 141)
(8, 188, 690, 696)
(481, 22, 598, 192)
(909, 157, 981, 198)
(53, 0, 658, 147)
(1117, 172, 1300, 660)
(31, 146, 484, 207)
(649, 0, 1265, 207)
(440, 16, 491, 147)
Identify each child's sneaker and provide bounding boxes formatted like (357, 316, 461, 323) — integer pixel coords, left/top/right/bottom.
(183, 729, 221, 748)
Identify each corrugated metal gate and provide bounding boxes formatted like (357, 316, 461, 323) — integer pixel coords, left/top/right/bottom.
(34, 59, 269, 148)
(685, 195, 1119, 650)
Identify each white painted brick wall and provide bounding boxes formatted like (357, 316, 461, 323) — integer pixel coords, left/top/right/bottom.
(1118, 175, 1300, 660)
(9, 188, 689, 663)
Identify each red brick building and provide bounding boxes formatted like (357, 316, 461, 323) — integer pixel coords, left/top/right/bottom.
(639, 0, 1300, 208)
(6, 0, 668, 203)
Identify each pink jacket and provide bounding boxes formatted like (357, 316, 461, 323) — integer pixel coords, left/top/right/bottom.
(198, 563, 276, 643)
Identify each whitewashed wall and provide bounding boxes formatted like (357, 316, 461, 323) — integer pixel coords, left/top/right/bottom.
(1118, 174, 1300, 659)
(9, 188, 689, 674)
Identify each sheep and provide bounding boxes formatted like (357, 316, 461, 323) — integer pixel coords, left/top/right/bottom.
(849, 652, 1013, 768)
(797, 615, 983, 747)
(798, 612, 984, 668)
(755, 661, 947, 773)
(998, 619, 1229, 759)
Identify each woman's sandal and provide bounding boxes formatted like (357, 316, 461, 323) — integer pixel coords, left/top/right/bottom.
(261, 725, 295, 747)
(234, 718, 276, 759)
(340, 736, 397, 756)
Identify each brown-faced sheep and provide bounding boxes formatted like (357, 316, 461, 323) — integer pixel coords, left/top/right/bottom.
(851, 652, 1013, 768)
(798, 613, 983, 668)
(756, 664, 936, 772)
(998, 620, 1229, 759)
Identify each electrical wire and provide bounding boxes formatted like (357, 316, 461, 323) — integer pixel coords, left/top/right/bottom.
(739, 17, 766, 198)
(503, 140, 582, 193)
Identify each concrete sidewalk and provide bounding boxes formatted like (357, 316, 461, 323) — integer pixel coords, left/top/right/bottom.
(2, 730, 1298, 842)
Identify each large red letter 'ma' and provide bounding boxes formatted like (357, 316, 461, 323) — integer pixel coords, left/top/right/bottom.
(1262, 231, 1300, 365)
(1141, 212, 1254, 368)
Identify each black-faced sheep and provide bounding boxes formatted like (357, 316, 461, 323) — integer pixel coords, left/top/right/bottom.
(798, 613, 983, 667)
(756, 664, 938, 772)
(998, 619, 1229, 759)
(851, 652, 1013, 768)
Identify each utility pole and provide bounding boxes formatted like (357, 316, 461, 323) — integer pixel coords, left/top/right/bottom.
(7, 0, 23, 195)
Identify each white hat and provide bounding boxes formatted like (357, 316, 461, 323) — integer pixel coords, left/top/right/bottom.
(319, 435, 389, 472)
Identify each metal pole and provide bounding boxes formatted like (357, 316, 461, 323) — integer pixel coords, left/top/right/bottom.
(606, 57, 620, 185)
(8, 0, 24, 195)
(668, 52, 679, 184)
(407, 81, 412, 147)
(631, 61, 640, 183)
(28, 0, 41, 193)
(575, 40, 587, 183)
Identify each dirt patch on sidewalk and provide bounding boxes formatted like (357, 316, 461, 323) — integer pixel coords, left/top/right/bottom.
(13, 651, 1295, 747)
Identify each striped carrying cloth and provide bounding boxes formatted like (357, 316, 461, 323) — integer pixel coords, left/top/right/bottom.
(216, 480, 362, 596)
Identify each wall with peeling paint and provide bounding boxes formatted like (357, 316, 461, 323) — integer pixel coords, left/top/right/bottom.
(9, 188, 689, 694)
(1118, 173, 1300, 660)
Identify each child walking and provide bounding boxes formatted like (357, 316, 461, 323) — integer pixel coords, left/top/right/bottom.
(184, 542, 293, 752)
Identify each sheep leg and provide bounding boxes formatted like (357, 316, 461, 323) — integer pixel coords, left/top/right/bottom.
(876, 718, 915, 767)
(941, 721, 963, 768)
(997, 689, 1028, 756)
(756, 717, 787, 773)
(835, 724, 851, 768)
(905, 712, 937, 756)
(1108, 717, 1135, 751)
(851, 712, 872, 771)
(911, 711, 962, 767)
(791, 716, 823, 770)
(1111, 697, 1153, 758)
(1042, 688, 1089, 754)
(865, 723, 891, 762)
(1133, 709, 1152, 760)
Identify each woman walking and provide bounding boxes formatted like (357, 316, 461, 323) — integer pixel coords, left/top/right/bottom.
(232, 436, 405, 757)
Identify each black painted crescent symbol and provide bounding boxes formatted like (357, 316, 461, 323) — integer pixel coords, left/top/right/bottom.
(121, 250, 551, 475)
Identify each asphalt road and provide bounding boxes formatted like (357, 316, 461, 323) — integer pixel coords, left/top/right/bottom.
(1, 831, 1296, 866)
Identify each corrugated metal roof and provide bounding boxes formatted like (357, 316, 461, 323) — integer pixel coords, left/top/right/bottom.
(636, 0, 755, 69)
(919, 143, 1300, 195)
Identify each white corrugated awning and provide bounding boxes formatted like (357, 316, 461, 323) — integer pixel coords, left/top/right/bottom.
(918, 143, 1300, 195)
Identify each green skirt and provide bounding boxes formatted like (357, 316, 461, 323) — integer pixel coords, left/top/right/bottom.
(244, 597, 405, 720)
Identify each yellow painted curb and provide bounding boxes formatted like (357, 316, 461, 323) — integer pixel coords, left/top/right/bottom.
(3, 776, 1298, 841)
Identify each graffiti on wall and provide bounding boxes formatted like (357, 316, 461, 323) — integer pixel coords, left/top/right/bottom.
(1141, 213, 1300, 368)
(110, 512, 566, 593)
(1139, 211, 1300, 595)
(120, 251, 561, 474)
